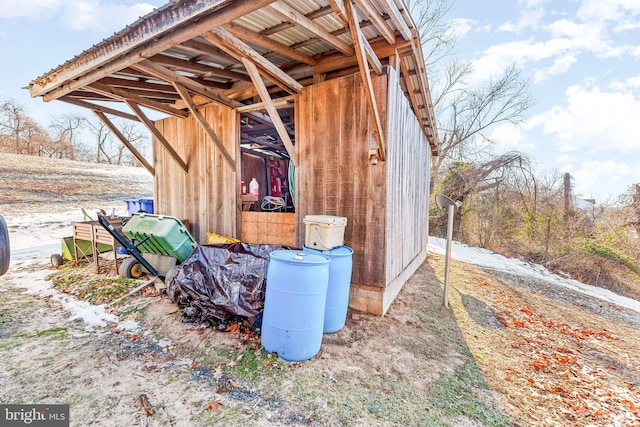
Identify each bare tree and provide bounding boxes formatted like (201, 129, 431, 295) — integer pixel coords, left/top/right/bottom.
(49, 113, 86, 160)
(405, 1, 533, 192)
(0, 98, 52, 156)
(116, 121, 149, 166)
(84, 117, 114, 164)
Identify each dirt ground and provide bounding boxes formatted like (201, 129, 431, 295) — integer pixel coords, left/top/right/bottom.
(2, 250, 639, 426)
(1, 155, 639, 426)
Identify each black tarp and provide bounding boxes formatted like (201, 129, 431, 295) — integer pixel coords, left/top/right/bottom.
(166, 243, 288, 328)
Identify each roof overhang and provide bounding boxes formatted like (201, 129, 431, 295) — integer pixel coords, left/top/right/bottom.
(28, 0, 439, 156)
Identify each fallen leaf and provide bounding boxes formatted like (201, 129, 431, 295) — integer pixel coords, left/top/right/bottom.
(203, 400, 223, 412)
(225, 323, 241, 334)
(139, 394, 154, 416)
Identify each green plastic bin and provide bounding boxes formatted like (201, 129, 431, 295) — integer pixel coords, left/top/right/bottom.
(122, 213, 196, 263)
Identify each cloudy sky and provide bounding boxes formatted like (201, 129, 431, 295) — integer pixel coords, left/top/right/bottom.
(1, 0, 638, 202)
(448, 0, 640, 203)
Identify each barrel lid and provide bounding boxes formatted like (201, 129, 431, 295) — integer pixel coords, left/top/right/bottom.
(269, 250, 329, 264)
(303, 245, 353, 256)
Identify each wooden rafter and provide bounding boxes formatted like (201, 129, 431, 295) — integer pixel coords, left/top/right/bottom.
(203, 28, 303, 95)
(235, 95, 294, 112)
(268, 1, 354, 56)
(59, 98, 140, 122)
(260, 5, 334, 36)
(352, 0, 396, 44)
(87, 82, 189, 118)
(345, 0, 386, 161)
(377, 0, 411, 40)
(172, 83, 236, 171)
(327, 0, 348, 25)
(131, 59, 242, 109)
(99, 76, 176, 93)
(399, 55, 421, 126)
(179, 39, 238, 66)
(242, 58, 298, 166)
(148, 53, 251, 82)
(224, 22, 317, 66)
(125, 100, 188, 173)
(35, 0, 277, 101)
(313, 37, 410, 74)
(92, 110, 155, 176)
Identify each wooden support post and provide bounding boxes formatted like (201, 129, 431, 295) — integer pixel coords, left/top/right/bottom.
(242, 58, 298, 167)
(92, 111, 155, 176)
(172, 83, 236, 171)
(344, 0, 386, 161)
(125, 100, 189, 173)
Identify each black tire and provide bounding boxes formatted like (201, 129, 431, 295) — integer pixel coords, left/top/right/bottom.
(51, 254, 64, 267)
(119, 257, 143, 279)
(0, 215, 9, 276)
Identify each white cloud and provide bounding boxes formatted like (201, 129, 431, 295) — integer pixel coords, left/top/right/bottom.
(487, 122, 534, 151)
(499, 0, 546, 32)
(610, 73, 640, 90)
(60, 1, 156, 32)
(537, 82, 640, 153)
(449, 18, 474, 39)
(567, 159, 632, 200)
(577, 0, 640, 23)
(533, 54, 577, 82)
(0, 0, 156, 32)
(0, 0, 63, 19)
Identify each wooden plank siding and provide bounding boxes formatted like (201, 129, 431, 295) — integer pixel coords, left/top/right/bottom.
(153, 103, 237, 243)
(381, 65, 431, 313)
(296, 72, 387, 288)
(151, 68, 430, 316)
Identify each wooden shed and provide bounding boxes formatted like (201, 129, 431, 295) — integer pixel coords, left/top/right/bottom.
(29, 0, 439, 315)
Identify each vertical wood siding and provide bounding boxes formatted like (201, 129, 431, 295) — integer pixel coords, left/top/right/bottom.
(153, 103, 237, 243)
(297, 73, 388, 287)
(385, 66, 431, 284)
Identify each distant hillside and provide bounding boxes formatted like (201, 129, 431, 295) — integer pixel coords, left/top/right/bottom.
(0, 153, 153, 215)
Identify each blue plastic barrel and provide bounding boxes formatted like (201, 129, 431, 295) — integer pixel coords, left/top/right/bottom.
(261, 250, 329, 361)
(303, 245, 353, 333)
(139, 198, 154, 214)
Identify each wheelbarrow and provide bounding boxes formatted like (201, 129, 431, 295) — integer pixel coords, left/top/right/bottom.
(97, 212, 197, 282)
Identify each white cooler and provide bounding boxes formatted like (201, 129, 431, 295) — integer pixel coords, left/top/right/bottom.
(303, 215, 347, 251)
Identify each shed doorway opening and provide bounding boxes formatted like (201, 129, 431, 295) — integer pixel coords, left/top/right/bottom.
(238, 104, 297, 247)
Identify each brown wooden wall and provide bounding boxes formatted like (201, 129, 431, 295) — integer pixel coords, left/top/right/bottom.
(385, 65, 431, 284)
(153, 103, 238, 243)
(153, 68, 430, 302)
(297, 73, 388, 287)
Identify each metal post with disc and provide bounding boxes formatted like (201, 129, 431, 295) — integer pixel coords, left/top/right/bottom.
(435, 194, 460, 308)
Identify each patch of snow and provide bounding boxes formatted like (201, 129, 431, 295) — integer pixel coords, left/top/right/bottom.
(428, 237, 640, 314)
(1, 207, 135, 331)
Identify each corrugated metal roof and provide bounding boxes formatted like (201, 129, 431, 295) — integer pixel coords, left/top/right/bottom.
(28, 0, 439, 151)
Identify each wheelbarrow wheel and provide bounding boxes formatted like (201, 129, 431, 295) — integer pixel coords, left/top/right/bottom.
(0, 215, 9, 276)
(50, 254, 64, 267)
(119, 257, 143, 279)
